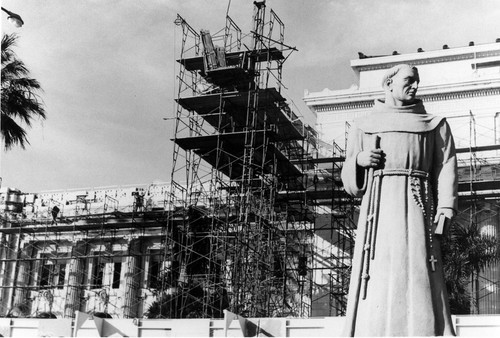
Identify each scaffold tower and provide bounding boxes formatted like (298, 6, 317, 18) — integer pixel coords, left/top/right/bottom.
(164, 1, 314, 318)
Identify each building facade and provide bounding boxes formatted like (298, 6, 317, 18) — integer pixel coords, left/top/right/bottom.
(305, 41, 500, 152)
(0, 183, 171, 318)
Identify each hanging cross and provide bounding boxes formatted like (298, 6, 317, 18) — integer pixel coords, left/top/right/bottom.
(429, 255, 438, 272)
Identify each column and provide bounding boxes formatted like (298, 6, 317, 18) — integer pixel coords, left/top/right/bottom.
(0, 233, 14, 315)
(64, 242, 86, 318)
(12, 240, 34, 316)
(121, 238, 141, 318)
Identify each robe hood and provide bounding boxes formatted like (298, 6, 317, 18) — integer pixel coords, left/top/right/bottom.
(356, 99, 444, 133)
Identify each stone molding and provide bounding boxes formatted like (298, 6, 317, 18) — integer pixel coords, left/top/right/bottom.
(313, 87, 500, 113)
(355, 49, 500, 72)
(350, 43, 500, 71)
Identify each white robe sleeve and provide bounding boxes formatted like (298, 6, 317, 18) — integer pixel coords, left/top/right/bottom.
(432, 120, 458, 211)
(341, 126, 368, 197)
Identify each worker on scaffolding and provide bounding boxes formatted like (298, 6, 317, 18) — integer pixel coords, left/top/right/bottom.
(341, 64, 457, 336)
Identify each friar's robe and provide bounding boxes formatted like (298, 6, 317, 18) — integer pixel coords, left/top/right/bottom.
(341, 99, 457, 336)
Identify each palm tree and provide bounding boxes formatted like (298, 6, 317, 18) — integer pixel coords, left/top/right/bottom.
(1, 33, 46, 150)
(442, 216, 500, 314)
(144, 286, 205, 319)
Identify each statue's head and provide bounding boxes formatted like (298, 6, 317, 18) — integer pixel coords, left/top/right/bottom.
(382, 64, 420, 106)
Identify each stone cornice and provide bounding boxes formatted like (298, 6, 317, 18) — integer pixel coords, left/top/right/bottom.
(420, 87, 500, 102)
(354, 50, 500, 72)
(314, 100, 374, 113)
(312, 87, 500, 113)
(350, 43, 500, 72)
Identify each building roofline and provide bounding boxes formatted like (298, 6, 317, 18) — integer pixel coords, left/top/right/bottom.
(307, 79, 500, 113)
(351, 42, 500, 71)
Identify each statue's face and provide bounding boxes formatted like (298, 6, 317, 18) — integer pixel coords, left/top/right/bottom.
(388, 67, 420, 105)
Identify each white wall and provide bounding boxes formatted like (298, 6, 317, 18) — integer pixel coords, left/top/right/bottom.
(2, 315, 499, 337)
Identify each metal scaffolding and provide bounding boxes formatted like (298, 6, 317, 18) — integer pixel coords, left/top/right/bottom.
(453, 112, 500, 314)
(0, 183, 171, 318)
(163, 1, 316, 318)
(0, 2, 374, 319)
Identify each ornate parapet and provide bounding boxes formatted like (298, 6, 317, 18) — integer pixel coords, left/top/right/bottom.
(350, 43, 500, 72)
(308, 85, 500, 115)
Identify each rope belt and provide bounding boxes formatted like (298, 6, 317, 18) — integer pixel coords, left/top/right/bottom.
(373, 168, 429, 179)
(360, 167, 431, 299)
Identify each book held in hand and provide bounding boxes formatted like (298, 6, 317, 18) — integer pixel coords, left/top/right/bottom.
(434, 214, 450, 236)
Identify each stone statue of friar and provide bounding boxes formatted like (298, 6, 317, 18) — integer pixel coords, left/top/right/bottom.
(341, 64, 457, 336)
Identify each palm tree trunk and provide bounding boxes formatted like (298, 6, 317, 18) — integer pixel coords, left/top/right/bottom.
(475, 269, 481, 314)
(470, 272, 475, 314)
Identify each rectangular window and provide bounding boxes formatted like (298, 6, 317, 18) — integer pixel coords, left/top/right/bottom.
(57, 263, 66, 289)
(91, 256, 105, 288)
(40, 261, 52, 287)
(40, 258, 67, 288)
(112, 262, 121, 289)
(148, 251, 162, 289)
(273, 252, 284, 278)
(148, 260, 160, 289)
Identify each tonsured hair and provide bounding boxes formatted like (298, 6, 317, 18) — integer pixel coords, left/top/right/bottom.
(381, 64, 419, 88)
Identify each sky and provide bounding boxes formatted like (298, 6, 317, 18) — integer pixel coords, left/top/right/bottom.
(1, 0, 500, 193)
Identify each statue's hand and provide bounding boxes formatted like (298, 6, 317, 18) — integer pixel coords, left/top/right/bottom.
(434, 208, 455, 223)
(356, 149, 385, 168)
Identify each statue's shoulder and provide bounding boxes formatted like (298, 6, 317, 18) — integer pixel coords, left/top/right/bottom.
(355, 104, 445, 133)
